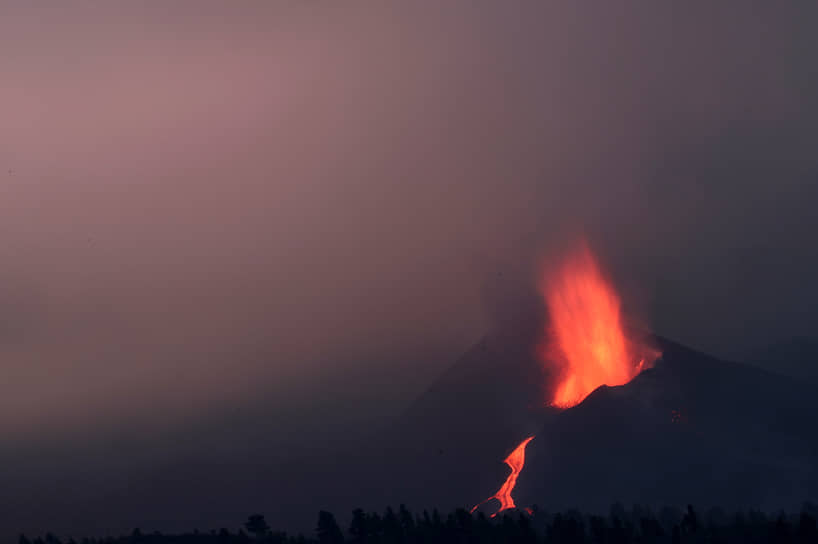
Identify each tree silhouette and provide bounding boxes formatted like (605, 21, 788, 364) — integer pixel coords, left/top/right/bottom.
(589, 515, 607, 544)
(381, 507, 401, 544)
(16, 503, 818, 544)
(316, 511, 343, 544)
(517, 513, 538, 544)
(798, 512, 817, 543)
(639, 516, 665, 543)
(349, 509, 367, 544)
(774, 514, 792, 544)
(397, 504, 414, 538)
(550, 512, 585, 544)
(681, 504, 698, 535)
(244, 514, 270, 540)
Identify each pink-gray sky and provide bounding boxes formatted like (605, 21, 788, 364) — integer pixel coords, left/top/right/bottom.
(1, 0, 817, 466)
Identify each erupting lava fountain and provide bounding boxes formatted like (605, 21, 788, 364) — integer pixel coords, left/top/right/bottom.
(472, 241, 660, 517)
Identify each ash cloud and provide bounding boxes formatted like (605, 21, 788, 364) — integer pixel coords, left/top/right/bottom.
(0, 3, 817, 533)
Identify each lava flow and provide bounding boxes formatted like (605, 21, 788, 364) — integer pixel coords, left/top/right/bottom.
(471, 242, 658, 517)
(470, 436, 535, 517)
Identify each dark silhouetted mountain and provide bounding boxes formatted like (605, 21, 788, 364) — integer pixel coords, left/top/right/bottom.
(5, 325, 817, 540)
(746, 336, 818, 384)
(366, 311, 555, 513)
(377, 332, 818, 516)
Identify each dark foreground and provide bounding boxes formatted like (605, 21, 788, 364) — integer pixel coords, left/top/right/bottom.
(19, 504, 818, 544)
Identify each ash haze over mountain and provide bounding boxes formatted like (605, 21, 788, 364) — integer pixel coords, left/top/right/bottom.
(1, 1, 818, 535)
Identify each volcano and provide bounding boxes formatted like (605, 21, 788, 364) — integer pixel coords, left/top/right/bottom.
(381, 330, 818, 516)
(519, 335, 818, 512)
(375, 245, 818, 516)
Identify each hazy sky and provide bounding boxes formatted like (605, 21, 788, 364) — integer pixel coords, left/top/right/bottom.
(2, 1, 818, 448)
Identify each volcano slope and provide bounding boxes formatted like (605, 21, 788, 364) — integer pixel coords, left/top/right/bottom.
(381, 333, 818, 515)
(518, 336, 818, 513)
(367, 312, 555, 513)
(748, 336, 818, 385)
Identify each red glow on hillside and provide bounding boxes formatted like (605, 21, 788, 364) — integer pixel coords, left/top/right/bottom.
(471, 436, 535, 517)
(470, 241, 658, 518)
(542, 243, 658, 408)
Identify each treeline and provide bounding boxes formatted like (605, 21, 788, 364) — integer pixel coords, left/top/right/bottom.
(19, 503, 818, 544)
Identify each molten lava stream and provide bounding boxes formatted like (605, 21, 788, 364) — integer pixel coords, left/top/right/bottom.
(470, 241, 660, 517)
(471, 436, 535, 517)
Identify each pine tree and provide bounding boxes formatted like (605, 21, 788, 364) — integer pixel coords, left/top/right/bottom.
(316, 511, 344, 544)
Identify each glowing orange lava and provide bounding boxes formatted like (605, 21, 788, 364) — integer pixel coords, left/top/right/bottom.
(471, 241, 658, 518)
(543, 242, 657, 408)
(471, 436, 535, 517)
